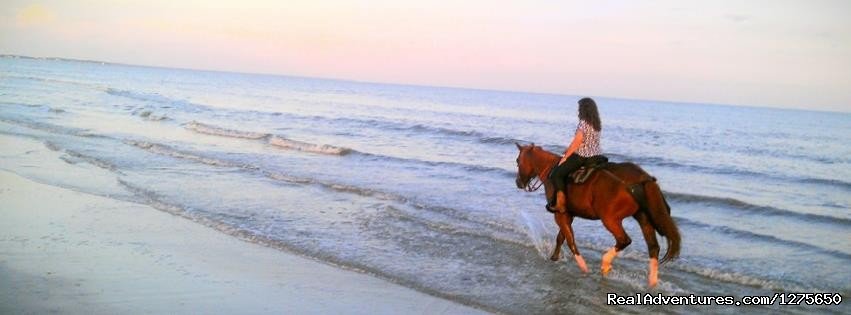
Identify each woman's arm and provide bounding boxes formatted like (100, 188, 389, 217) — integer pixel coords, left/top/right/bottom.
(559, 130, 584, 165)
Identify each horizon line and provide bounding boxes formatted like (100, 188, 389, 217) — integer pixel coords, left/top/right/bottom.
(2, 53, 848, 115)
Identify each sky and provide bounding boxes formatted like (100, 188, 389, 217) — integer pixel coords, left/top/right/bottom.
(1, 0, 850, 112)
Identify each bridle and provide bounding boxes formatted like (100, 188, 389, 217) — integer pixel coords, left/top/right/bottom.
(522, 174, 545, 192)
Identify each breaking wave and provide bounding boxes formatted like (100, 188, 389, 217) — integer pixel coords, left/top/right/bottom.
(183, 120, 352, 156)
(267, 136, 352, 156)
(185, 121, 269, 139)
(667, 192, 851, 226)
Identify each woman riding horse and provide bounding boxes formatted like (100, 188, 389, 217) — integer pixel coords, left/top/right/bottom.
(548, 97, 602, 213)
(515, 98, 680, 288)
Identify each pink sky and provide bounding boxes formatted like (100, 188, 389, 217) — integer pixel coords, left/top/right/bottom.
(2, 0, 850, 112)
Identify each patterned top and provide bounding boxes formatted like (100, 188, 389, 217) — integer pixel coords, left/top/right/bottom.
(575, 119, 601, 157)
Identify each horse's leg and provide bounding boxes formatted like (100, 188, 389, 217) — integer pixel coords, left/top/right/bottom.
(552, 213, 588, 272)
(600, 217, 632, 276)
(550, 213, 567, 261)
(550, 228, 564, 261)
(634, 212, 661, 287)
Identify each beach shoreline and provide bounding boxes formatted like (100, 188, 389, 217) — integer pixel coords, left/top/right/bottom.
(0, 170, 486, 314)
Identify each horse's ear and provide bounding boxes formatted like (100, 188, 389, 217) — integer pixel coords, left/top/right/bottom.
(515, 142, 522, 151)
(530, 142, 535, 148)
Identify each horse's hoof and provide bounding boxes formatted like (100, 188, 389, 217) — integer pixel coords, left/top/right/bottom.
(550, 255, 560, 261)
(601, 265, 612, 276)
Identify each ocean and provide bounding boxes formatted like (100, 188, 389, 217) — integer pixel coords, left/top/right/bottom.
(1, 56, 848, 314)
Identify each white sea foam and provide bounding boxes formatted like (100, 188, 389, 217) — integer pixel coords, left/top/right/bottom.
(185, 121, 269, 139)
(268, 135, 351, 156)
(184, 121, 351, 156)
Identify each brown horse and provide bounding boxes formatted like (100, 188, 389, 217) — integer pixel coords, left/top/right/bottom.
(514, 143, 680, 287)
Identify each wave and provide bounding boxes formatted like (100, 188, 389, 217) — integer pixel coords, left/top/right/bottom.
(800, 177, 851, 191)
(480, 136, 525, 145)
(675, 263, 823, 293)
(409, 123, 484, 138)
(184, 120, 511, 172)
(183, 120, 351, 156)
(320, 115, 525, 147)
(268, 136, 352, 156)
(125, 140, 254, 169)
(607, 153, 783, 179)
(675, 217, 851, 260)
(666, 192, 851, 226)
(0, 117, 105, 139)
(182, 119, 515, 174)
(63, 148, 121, 172)
(353, 151, 515, 178)
(45, 140, 124, 173)
(185, 121, 269, 139)
(122, 95, 521, 151)
(0, 101, 44, 108)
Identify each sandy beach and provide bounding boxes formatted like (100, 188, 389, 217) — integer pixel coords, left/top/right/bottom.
(0, 170, 486, 314)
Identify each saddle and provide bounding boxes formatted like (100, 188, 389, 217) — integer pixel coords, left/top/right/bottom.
(569, 155, 609, 184)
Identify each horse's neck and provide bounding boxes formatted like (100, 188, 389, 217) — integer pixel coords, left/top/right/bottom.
(533, 152, 560, 180)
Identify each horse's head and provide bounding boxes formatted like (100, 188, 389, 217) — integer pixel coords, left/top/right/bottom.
(515, 142, 538, 189)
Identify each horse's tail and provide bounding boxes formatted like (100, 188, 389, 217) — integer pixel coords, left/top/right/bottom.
(643, 181, 680, 264)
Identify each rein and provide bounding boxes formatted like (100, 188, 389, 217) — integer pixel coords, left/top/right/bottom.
(524, 175, 545, 192)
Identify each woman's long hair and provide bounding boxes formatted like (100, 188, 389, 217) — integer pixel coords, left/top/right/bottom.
(578, 97, 601, 131)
